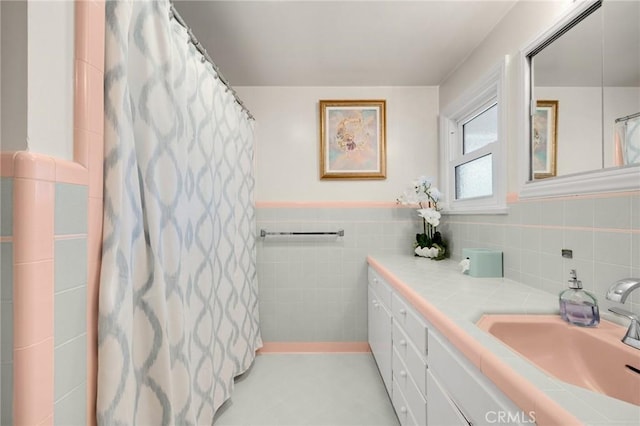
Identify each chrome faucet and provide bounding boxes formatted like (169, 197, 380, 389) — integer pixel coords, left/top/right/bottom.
(606, 278, 640, 350)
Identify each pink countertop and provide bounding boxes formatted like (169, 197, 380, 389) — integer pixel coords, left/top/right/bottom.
(367, 254, 640, 426)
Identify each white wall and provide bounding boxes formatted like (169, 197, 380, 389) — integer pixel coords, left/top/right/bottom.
(536, 87, 602, 176)
(26, 0, 75, 160)
(439, 0, 574, 192)
(0, 1, 74, 158)
(236, 86, 439, 201)
(0, 1, 28, 152)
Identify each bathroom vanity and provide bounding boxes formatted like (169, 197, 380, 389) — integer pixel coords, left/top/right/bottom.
(367, 254, 640, 426)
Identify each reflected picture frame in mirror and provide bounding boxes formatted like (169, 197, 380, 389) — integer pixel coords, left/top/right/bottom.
(533, 100, 558, 179)
(519, 0, 640, 198)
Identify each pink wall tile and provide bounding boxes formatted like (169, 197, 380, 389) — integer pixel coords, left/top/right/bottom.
(13, 178, 54, 263)
(258, 342, 370, 353)
(75, 1, 106, 71)
(13, 260, 54, 349)
(88, 132, 104, 200)
(13, 152, 55, 181)
(13, 339, 54, 425)
(88, 65, 104, 135)
(74, 61, 91, 134)
(74, 128, 90, 168)
(55, 158, 89, 185)
(0, 152, 16, 177)
(87, 198, 103, 266)
(75, 60, 104, 136)
(37, 414, 54, 426)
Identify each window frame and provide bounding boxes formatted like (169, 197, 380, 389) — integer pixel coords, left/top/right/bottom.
(439, 59, 508, 214)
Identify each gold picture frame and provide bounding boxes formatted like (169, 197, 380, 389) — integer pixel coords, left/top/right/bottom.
(319, 99, 386, 179)
(533, 100, 559, 179)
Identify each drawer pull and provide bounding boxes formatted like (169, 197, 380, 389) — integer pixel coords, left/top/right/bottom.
(400, 370, 407, 378)
(400, 406, 408, 414)
(399, 308, 407, 315)
(400, 339, 407, 346)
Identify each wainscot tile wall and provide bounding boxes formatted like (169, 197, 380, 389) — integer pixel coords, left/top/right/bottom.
(257, 192, 640, 344)
(0, 157, 90, 425)
(442, 191, 640, 317)
(256, 204, 419, 343)
(54, 183, 88, 426)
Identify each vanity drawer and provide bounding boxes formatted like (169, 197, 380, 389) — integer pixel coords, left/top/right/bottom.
(392, 292, 428, 357)
(429, 329, 527, 425)
(392, 369, 420, 426)
(393, 348, 427, 426)
(368, 267, 392, 309)
(393, 320, 427, 396)
(427, 370, 470, 426)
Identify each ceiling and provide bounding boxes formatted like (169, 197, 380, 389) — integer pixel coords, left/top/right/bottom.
(173, 0, 517, 87)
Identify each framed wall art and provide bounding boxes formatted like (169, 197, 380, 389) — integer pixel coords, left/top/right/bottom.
(319, 99, 386, 179)
(532, 100, 558, 179)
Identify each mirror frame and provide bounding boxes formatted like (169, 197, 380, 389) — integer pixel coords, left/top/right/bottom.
(519, 0, 640, 199)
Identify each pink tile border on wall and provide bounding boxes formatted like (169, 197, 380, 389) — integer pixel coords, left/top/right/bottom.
(74, 1, 106, 424)
(258, 342, 371, 354)
(0, 0, 106, 424)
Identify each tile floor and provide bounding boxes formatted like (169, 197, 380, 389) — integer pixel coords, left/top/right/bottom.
(214, 353, 400, 426)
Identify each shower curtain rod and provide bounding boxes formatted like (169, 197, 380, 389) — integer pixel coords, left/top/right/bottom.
(169, 3, 255, 121)
(615, 111, 640, 123)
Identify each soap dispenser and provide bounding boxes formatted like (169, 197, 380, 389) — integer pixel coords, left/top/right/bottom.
(559, 269, 600, 327)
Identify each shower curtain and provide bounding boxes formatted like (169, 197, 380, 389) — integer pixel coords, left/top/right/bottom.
(98, 0, 262, 424)
(614, 116, 640, 165)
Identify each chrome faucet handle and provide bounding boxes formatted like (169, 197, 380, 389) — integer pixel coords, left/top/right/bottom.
(606, 278, 640, 303)
(608, 307, 640, 350)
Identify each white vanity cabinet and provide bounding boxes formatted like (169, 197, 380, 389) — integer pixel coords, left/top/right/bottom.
(391, 293, 428, 426)
(368, 269, 393, 394)
(367, 264, 531, 426)
(428, 327, 532, 426)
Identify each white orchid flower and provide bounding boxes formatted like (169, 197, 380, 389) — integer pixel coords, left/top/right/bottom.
(417, 208, 441, 227)
(414, 175, 432, 188)
(427, 187, 441, 202)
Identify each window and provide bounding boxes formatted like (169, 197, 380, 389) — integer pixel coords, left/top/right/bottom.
(439, 60, 507, 213)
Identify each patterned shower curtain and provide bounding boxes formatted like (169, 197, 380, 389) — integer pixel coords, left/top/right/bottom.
(98, 0, 262, 424)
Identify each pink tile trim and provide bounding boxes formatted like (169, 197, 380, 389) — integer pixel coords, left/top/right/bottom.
(55, 158, 89, 185)
(0, 152, 16, 177)
(13, 338, 54, 425)
(87, 198, 103, 265)
(517, 190, 640, 203)
(258, 342, 371, 353)
(88, 130, 104, 200)
(54, 233, 88, 241)
(76, 2, 106, 423)
(13, 260, 54, 349)
(13, 178, 55, 263)
(256, 201, 400, 208)
(75, 0, 105, 71)
(73, 127, 90, 168)
(366, 256, 581, 426)
(13, 152, 56, 181)
(37, 414, 54, 426)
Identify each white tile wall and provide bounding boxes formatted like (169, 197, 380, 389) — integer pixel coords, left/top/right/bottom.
(446, 192, 640, 316)
(256, 192, 640, 342)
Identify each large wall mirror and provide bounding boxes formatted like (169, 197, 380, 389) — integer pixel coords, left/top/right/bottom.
(524, 0, 639, 193)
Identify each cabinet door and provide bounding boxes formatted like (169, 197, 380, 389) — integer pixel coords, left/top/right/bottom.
(427, 370, 470, 426)
(368, 285, 393, 394)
